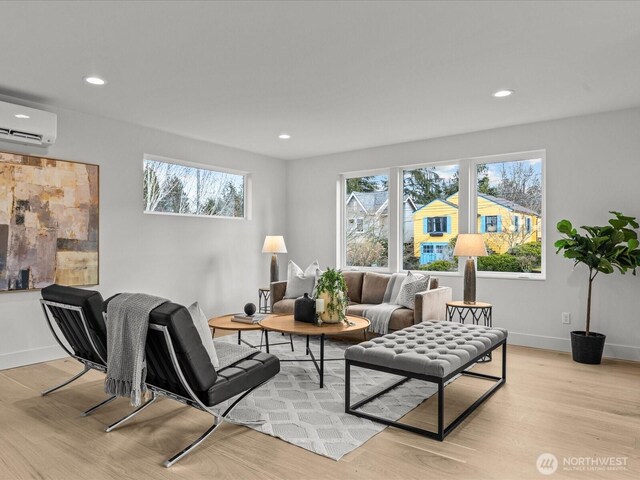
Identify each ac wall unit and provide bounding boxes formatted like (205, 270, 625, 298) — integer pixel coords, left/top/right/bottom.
(0, 100, 57, 147)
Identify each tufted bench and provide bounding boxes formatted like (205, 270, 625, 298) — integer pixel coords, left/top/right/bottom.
(344, 321, 507, 440)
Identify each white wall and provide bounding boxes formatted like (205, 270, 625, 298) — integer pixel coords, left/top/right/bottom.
(0, 96, 287, 370)
(286, 107, 640, 361)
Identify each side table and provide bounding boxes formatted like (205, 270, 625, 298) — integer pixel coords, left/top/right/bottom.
(446, 301, 492, 326)
(446, 301, 493, 362)
(258, 287, 271, 313)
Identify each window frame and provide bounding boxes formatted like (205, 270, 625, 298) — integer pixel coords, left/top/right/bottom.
(485, 215, 499, 233)
(399, 160, 462, 276)
(142, 153, 251, 220)
(469, 150, 546, 280)
(425, 216, 448, 234)
(340, 168, 391, 272)
(338, 150, 545, 280)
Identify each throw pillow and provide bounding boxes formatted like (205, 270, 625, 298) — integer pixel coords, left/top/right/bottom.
(188, 302, 220, 368)
(284, 260, 321, 299)
(395, 271, 431, 310)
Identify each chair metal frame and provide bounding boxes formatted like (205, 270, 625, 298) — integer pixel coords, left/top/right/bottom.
(40, 299, 117, 416)
(105, 323, 270, 468)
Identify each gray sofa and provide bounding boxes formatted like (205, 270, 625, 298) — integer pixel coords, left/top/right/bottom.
(271, 271, 452, 332)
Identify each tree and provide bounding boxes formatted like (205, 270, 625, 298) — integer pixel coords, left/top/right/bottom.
(143, 160, 245, 217)
(403, 168, 458, 205)
(346, 176, 379, 194)
(495, 162, 541, 214)
(477, 164, 499, 196)
(555, 212, 640, 335)
(157, 175, 190, 213)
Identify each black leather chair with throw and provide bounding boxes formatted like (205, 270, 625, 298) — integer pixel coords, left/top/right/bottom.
(40, 284, 117, 416)
(104, 299, 280, 467)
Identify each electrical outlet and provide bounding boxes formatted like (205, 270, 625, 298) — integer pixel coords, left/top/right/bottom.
(562, 312, 571, 324)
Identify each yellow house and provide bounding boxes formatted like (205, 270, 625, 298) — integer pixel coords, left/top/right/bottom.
(413, 192, 541, 265)
(412, 198, 459, 264)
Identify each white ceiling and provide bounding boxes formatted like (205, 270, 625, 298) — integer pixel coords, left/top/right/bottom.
(1, 1, 640, 160)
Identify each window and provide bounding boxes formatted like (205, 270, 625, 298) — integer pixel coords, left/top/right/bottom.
(340, 150, 544, 278)
(403, 164, 459, 271)
(144, 156, 246, 218)
(484, 215, 499, 233)
(424, 216, 448, 234)
(345, 174, 389, 268)
(476, 157, 543, 274)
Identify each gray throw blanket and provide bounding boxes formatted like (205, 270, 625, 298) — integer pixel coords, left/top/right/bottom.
(365, 273, 406, 335)
(104, 293, 168, 406)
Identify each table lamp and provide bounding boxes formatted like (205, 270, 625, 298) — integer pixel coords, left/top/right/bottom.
(262, 235, 287, 284)
(453, 234, 488, 305)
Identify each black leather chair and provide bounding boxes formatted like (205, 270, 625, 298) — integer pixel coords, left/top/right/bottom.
(104, 299, 280, 467)
(40, 284, 117, 416)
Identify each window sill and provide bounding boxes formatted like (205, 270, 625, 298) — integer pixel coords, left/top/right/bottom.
(477, 272, 546, 281)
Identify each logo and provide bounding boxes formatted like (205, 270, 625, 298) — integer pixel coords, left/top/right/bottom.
(537, 453, 558, 475)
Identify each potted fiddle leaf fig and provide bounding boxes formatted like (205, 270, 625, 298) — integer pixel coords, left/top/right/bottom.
(314, 268, 349, 324)
(555, 211, 640, 364)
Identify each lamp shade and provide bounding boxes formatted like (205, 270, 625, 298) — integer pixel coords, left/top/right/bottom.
(453, 234, 488, 257)
(262, 235, 287, 253)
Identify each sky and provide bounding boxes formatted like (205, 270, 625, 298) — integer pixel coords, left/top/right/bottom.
(482, 158, 542, 185)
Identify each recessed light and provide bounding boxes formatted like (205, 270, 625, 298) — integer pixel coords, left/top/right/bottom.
(14, 114, 30, 119)
(278, 134, 291, 140)
(84, 76, 106, 86)
(492, 89, 514, 98)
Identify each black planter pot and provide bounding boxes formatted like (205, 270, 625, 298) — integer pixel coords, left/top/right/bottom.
(570, 331, 606, 365)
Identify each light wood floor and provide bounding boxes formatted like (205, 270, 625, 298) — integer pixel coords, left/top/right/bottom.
(0, 339, 638, 480)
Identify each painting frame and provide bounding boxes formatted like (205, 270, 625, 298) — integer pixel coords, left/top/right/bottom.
(0, 150, 99, 292)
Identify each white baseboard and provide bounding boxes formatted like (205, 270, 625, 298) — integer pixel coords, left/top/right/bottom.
(1, 334, 638, 372)
(508, 332, 640, 362)
(0, 344, 68, 371)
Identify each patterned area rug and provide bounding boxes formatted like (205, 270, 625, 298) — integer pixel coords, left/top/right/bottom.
(214, 331, 438, 461)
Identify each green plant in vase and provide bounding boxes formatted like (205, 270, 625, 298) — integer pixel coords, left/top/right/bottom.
(315, 268, 349, 324)
(555, 211, 640, 364)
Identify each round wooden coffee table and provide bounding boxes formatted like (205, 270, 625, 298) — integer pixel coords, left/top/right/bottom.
(208, 314, 294, 353)
(259, 314, 369, 388)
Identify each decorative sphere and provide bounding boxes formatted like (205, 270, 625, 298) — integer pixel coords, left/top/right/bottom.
(244, 303, 257, 316)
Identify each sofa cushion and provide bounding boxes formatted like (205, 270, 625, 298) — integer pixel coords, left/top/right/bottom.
(206, 346, 280, 406)
(347, 304, 368, 317)
(272, 299, 296, 314)
(361, 272, 390, 305)
(388, 308, 415, 331)
(343, 271, 365, 304)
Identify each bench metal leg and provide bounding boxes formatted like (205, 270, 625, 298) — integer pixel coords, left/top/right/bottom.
(81, 394, 117, 417)
(41, 365, 90, 396)
(105, 393, 157, 432)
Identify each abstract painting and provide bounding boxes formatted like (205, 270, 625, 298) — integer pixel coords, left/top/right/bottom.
(0, 151, 98, 291)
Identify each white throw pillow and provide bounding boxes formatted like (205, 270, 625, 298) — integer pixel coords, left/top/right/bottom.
(188, 302, 219, 368)
(284, 260, 321, 299)
(396, 271, 431, 310)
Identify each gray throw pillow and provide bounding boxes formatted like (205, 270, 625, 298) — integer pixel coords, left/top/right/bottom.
(395, 271, 430, 310)
(284, 260, 321, 299)
(188, 302, 220, 368)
